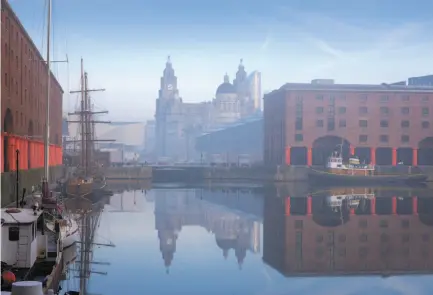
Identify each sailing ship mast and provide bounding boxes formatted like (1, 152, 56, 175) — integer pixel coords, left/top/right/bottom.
(42, 0, 52, 198)
(72, 202, 112, 295)
(67, 59, 114, 177)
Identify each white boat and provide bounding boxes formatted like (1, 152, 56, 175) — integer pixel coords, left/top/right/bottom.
(21, 191, 79, 250)
(1, 207, 66, 293)
(45, 218, 79, 250)
(1, 207, 48, 268)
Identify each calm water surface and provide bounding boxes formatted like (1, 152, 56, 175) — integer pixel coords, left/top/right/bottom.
(62, 185, 433, 295)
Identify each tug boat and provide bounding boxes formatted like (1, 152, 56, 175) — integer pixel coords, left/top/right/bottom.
(308, 151, 427, 184)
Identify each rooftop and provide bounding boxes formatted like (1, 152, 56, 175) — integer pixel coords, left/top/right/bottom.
(1, 208, 42, 225)
(271, 82, 433, 94)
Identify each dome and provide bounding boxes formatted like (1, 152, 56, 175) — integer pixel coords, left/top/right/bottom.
(216, 82, 236, 95)
(215, 237, 237, 250)
(216, 73, 236, 95)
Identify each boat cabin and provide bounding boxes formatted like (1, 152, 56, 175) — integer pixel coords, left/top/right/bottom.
(326, 156, 343, 169)
(1, 208, 47, 269)
(326, 194, 375, 208)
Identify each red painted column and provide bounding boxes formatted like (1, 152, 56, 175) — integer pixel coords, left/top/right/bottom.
(350, 208, 355, 215)
(392, 148, 397, 166)
(307, 147, 312, 166)
(285, 147, 291, 165)
(412, 149, 418, 166)
(412, 196, 418, 215)
(370, 197, 376, 215)
(392, 196, 397, 215)
(371, 148, 376, 165)
(350, 145, 355, 156)
(285, 196, 291, 216)
(307, 196, 312, 215)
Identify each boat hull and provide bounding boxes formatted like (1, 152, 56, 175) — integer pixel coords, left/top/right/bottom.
(308, 168, 428, 185)
(45, 219, 79, 250)
(66, 182, 93, 198)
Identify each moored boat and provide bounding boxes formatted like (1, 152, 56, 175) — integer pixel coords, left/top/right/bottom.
(45, 217, 79, 250)
(1, 207, 63, 293)
(309, 151, 427, 184)
(66, 176, 93, 198)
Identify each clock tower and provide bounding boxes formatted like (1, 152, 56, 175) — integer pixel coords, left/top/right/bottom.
(155, 56, 184, 159)
(159, 56, 179, 100)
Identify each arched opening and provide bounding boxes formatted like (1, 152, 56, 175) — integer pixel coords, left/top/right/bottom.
(3, 108, 14, 172)
(418, 197, 433, 226)
(418, 137, 433, 166)
(312, 196, 350, 227)
(376, 147, 392, 165)
(312, 136, 350, 166)
(291, 146, 307, 165)
(28, 120, 34, 169)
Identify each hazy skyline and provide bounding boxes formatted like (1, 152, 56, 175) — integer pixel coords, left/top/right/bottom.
(10, 0, 433, 121)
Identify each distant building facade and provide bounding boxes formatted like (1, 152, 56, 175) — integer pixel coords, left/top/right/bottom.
(264, 81, 433, 167)
(154, 58, 260, 161)
(144, 120, 156, 158)
(248, 71, 262, 111)
(408, 75, 433, 86)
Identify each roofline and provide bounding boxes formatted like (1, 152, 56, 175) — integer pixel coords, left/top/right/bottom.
(267, 82, 433, 96)
(2, 0, 64, 93)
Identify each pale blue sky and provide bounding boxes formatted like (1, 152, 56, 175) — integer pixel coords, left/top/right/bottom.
(9, 0, 433, 121)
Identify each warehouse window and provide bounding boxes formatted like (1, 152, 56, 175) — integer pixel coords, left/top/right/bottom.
(359, 120, 368, 127)
(380, 135, 388, 143)
(422, 121, 430, 129)
(401, 107, 410, 114)
(380, 95, 389, 102)
(401, 95, 410, 101)
(422, 107, 429, 116)
(339, 119, 346, 127)
(295, 134, 303, 142)
(422, 96, 429, 103)
(327, 118, 335, 131)
(380, 107, 389, 115)
(316, 120, 324, 127)
(316, 107, 324, 114)
(338, 107, 346, 114)
(316, 95, 324, 101)
(295, 118, 303, 130)
(359, 135, 368, 143)
(401, 135, 409, 143)
(401, 120, 410, 128)
(380, 120, 388, 127)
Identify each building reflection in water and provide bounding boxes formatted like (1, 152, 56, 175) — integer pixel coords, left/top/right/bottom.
(154, 187, 263, 272)
(263, 186, 433, 276)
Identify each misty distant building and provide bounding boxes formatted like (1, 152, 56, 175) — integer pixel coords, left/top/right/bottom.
(144, 120, 156, 158)
(408, 75, 433, 86)
(154, 57, 260, 161)
(248, 71, 262, 111)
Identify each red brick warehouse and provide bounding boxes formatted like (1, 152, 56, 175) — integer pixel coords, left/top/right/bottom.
(1, 0, 63, 172)
(264, 81, 433, 167)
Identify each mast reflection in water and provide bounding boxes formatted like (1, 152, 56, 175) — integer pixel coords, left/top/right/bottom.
(59, 185, 433, 295)
(263, 186, 433, 277)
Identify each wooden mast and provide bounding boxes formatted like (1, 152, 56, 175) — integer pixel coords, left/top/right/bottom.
(67, 61, 114, 178)
(42, 0, 52, 198)
(80, 59, 86, 172)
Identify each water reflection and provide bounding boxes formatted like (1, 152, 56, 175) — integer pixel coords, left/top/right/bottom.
(264, 186, 433, 277)
(154, 188, 262, 270)
(59, 184, 433, 295)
